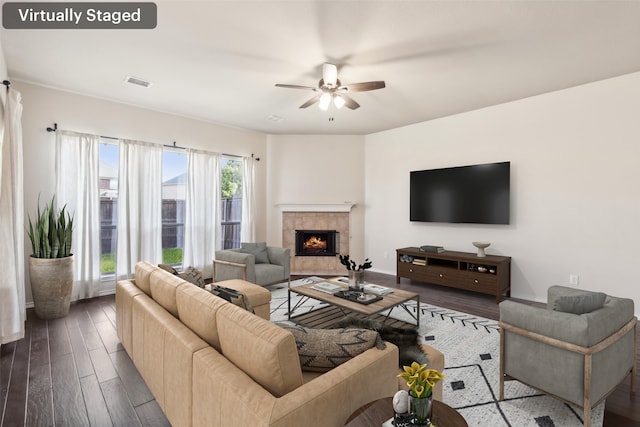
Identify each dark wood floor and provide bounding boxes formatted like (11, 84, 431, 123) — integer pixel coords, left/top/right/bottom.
(0, 296, 170, 427)
(1, 272, 638, 426)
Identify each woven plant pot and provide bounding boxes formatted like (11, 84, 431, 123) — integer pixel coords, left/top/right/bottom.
(29, 255, 74, 320)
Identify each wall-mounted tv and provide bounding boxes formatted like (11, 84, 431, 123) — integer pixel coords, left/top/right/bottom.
(410, 161, 510, 224)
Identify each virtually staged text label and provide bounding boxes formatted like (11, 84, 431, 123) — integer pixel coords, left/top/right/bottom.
(3, 2, 156, 29)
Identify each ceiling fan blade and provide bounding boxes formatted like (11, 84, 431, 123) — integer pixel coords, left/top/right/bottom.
(275, 84, 317, 90)
(299, 94, 322, 109)
(338, 94, 360, 110)
(341, 81, 386, 92)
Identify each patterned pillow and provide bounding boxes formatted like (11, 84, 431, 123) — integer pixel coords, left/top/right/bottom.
(178, 266, 205, 288)
(276, 323, 385, 372)
(209, 284, 254, 313)
(157, 264, 178, 275)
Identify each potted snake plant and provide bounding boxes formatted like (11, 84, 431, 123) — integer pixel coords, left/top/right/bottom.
(27, 195, 74, 319)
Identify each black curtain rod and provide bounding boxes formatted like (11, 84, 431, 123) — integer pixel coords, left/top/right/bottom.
(45, 122, 259, 161)
(3, 80, 10, 92)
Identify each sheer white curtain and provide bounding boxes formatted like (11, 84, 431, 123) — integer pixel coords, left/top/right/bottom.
(182, 149, 220, 278)
(0, 88, 25, 344)
(240, 155, 255, 242)
(55, 131, 101, 299)
(116, 139, 163, 279)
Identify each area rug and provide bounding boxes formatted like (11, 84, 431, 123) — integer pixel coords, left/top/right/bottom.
(269, 279, 604, 427)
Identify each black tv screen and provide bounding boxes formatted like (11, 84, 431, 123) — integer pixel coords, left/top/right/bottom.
(410, 161, 510, 224)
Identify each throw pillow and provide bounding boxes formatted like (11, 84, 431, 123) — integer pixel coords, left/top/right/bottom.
(334, 315, 429, 368)
(178, 266, 205, 288)
(276, 323, 384, 372)
(157, 264, 178, 275)
(209, 284, 254, 313)
(553, 291, 607, 314)
(240, 242, 270, 264)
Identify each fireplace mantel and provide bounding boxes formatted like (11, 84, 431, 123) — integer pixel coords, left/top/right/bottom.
(277, 202, 355, 213)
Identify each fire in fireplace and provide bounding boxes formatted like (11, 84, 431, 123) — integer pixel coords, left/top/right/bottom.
(295, 230, 339, 256)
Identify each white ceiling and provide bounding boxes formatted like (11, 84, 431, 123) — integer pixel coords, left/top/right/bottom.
(3, 1, 640, 135)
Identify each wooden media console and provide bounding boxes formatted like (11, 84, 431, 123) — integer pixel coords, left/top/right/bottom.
(396, 247, 511, 303)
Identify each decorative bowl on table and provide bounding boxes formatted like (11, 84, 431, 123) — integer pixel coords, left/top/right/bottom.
(472, 241, 490, 257)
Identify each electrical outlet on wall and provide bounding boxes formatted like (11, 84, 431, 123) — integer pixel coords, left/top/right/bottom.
(569, 274, 579, 286)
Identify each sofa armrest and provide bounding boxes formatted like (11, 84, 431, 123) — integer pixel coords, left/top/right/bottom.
(270, 343, 399, 427)
(192, 343, 399, 427)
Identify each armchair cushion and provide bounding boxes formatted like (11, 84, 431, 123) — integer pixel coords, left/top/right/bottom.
(240, 242, 270, 264)
(553, 290, 606, 314)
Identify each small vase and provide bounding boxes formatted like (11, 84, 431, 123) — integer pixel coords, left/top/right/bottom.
(410, 393, 433, 426)
(348, 270, 364, 290)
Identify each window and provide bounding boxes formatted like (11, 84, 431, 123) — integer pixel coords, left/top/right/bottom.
(99, 140, 119, 275)
(162, 150, 187, 267)
(221, 157, 243, 249)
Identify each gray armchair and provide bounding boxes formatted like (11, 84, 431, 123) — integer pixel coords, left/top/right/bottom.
(213, 242, 290, 287)
(499, 286, 636, 427)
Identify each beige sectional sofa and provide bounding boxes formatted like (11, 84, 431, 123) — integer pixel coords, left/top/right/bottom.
(115, 261, 399, 427)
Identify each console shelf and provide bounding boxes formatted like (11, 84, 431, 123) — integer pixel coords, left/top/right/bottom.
(396, 247, 511, 303)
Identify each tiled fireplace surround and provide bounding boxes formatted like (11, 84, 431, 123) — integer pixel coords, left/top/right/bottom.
(281, 204, 353, 275)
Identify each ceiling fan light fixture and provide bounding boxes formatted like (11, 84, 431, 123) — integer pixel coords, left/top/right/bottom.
(333, 94, 345, 109)
(319, 92, 332, 110)
(322, 63, 338, 87)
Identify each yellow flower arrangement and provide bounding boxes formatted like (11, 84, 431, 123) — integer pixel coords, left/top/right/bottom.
(398, 361, 445, 398)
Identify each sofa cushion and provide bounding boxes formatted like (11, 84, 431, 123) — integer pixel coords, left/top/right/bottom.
(277, 323, 384, 372)
(149, 268, 186, 318)
(553, 291, 607, 314)
(217, 303, 303, 397)
(240, 242, 270, 264)
(135, 261, 157, 296)
(176, 283, 228, 351)
(253, 264, 285, 285)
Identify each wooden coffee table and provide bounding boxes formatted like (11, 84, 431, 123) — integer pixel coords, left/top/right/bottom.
(288, 278, 420, 328)
(345, 397, 468, 427)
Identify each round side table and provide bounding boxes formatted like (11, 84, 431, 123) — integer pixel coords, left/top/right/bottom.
(345, 397, 468, 427)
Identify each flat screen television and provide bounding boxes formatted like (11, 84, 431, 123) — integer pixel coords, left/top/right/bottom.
(410, 161, 510, 224)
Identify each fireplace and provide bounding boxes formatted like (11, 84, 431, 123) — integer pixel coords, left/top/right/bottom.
(295, 230, 339, 257)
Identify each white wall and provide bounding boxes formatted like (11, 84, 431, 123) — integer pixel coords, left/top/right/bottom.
(16, 81, 267, 303)
(365, 72, 640, 315)
(265, 134, 366, 262)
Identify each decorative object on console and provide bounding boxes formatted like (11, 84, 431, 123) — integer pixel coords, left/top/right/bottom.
(339, 254, 372, 290)
(420, 245, 444, 253)
(398, 362, 445, 425)
(472, 241, 491, 257)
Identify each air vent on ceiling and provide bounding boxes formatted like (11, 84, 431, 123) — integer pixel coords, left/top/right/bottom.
(124, 76, 152, 88)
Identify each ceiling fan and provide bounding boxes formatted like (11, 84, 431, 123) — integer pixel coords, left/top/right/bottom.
(275, 63, 385, 110)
